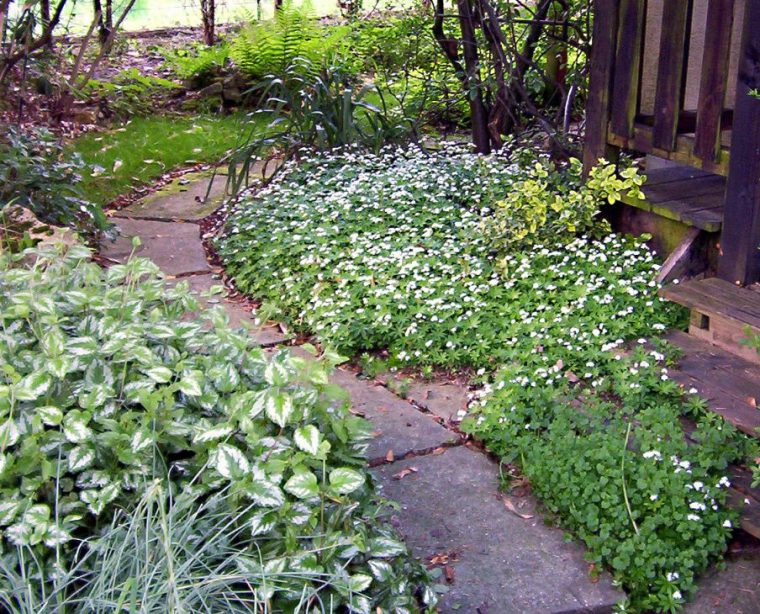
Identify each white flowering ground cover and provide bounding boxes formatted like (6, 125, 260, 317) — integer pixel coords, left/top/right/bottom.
(219, 146, 680, 372)
(218, 146, 754, 612)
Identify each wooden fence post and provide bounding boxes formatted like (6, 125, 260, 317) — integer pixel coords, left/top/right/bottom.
(718, 0, 760, 285)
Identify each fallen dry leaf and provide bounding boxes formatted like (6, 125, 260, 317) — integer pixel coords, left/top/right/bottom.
(385, 449, 395, 462)
(748, 396, 757, 408)
(432, 447, 446, 455)
(565, 370, 580, 383)
(502, 496, 534, 519)
(444, 565, 455, 584)
(392, 467, 418, 480)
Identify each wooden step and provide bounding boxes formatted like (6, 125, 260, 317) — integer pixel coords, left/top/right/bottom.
(659, 278, 760, 365)
(667, 330, 760, 538)
(667, 330, 760, 438)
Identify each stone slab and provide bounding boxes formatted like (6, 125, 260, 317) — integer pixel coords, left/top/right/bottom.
(172, 273, 293, 346)
(330, 368, 458, 461)
(406, 380, 469, 423)
(121, 171, 227, 221)
(684, 556, 760, 613)
(372, 446, 624, 614)
(102, 218, 210, 276)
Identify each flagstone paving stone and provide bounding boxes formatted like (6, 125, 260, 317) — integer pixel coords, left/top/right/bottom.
(118, 171, 228, 221)
(330, 368, 460, 462)
(684, 556, 760, 613)
(101, 218, 210, 276)
(371, 446, 623, 613)
(169, 273, 292, 346)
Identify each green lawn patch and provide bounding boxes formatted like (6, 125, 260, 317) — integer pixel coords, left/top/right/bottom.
(70, 113, 267, 205)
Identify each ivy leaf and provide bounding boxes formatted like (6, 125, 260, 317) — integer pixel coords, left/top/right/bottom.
(265, 391, 294, 428)
(63, 413, 92, 443)
(284, 470, 319, 499)
(212, 363, 240, 393)
(347, 573, 373, 593)
(47, 356, 71, 378)
(329, 467, 365, 495)
(250, 511, 276, 536)
(294, 425, 321, 456)
(368, 560, 394, 582)
(131, 429, 154, 453)
(214, 444, 250, 479)
(368, 536, 406, 558)
(0, 420, 20, 447)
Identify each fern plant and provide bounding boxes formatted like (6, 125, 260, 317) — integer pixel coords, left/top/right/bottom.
(231, 1, 344, 80)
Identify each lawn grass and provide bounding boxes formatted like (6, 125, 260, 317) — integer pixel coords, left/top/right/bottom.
(70, 113, 267, 205)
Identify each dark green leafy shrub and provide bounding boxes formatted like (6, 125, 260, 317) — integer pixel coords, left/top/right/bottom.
(0, 242, 435, 612)
(0, 128, 108, 237)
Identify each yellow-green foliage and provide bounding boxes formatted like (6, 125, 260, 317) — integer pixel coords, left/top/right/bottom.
(484, 158, 644, 248)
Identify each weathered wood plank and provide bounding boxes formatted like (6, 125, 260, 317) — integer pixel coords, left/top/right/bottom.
(652, 0, 691, 150)
(610, 0, 646, 138)
(644, 165, 712, 186)
(607, 125, 731, 175)
(718, 0, 760, 285)
(583, 0, 620, 173)
(694, 0, 735, 162)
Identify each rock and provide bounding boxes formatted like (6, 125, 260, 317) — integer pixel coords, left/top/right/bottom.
(197, 81, 223, 99)
(0, 204, 77, 253)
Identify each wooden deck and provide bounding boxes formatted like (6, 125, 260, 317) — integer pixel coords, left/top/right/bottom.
(620, 166, 726, 232)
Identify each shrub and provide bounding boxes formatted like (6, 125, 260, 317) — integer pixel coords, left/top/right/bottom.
(81, 68, 181, 119)
(219, 146, 681, 370)
(483, 155, 645, 248)
(464, 346, 752, 611)
(0, 242, 435, 612)
(0, 127, 108, 237)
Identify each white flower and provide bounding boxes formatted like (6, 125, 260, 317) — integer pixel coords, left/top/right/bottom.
(673, 590, 682, 600)
(723, 519, 732, 528)
(687, 513, 701, 521)
(642, 450, 662, 461)
(666, 572, 679, 582)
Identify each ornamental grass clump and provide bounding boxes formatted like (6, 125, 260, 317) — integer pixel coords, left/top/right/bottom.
(218, 145, 680, 373)
(0, 243, 434, 612)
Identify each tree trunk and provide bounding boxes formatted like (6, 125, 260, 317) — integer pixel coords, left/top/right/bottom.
(201, 0, 215, 46)
(456, 0, 491, 153)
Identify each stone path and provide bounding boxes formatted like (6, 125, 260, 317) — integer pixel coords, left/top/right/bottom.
(99, 171, 757, 613)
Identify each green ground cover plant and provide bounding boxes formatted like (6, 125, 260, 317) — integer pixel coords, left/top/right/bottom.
(218, 145, 673, 372)
(464, 346, 753, 612)
(69, 113, 267, 205)
(0, 242, 435, 612)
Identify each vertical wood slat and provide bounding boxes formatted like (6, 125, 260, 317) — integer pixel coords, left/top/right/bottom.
(583, 0, 621, 173)
(694, 0, 735, 162)
(652, 0, 692, 150)
(718, 0, 760, 285)
(609, 0, 646, 138)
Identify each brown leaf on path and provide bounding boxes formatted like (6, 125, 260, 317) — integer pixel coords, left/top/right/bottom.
(748, 396, 757, 408)
(392, 467, 418, 480)
(432, 447, 446, 455)
(502, 496, 534, 519)
(565, 370, 580, 383)
(385, 449, 395, 462)
(444, 565, 455, 584)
